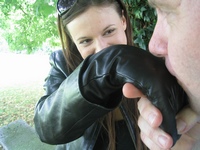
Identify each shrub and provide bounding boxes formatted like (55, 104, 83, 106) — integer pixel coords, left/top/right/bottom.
(124, 0, 157, 50)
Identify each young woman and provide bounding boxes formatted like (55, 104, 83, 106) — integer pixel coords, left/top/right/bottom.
(34, 0, 186, 149)
(34, 0, 146, 149)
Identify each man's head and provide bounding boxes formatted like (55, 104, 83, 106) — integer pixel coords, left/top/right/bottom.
(148, 0, 200, 114)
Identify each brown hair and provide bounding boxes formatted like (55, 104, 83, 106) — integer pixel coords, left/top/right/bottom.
(57, 0, 148, 149)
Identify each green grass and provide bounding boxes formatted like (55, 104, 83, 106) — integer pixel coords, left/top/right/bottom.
(0, 82, 44, 127)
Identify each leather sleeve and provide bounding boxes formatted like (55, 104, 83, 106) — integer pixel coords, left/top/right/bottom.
(34, 50, 119, 145)
(34, 45, 187, 146)
(78, 45, 188, 145)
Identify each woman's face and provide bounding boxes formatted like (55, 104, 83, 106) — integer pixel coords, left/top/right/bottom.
(67, 5, 127, 59)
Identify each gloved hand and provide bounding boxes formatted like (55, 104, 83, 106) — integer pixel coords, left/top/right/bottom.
(79, 44, 188, 145)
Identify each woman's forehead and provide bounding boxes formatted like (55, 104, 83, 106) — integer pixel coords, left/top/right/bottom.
(67, 6, 122, 39)
(68, 6, 121, 25)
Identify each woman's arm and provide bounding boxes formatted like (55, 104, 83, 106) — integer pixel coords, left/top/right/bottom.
(34, 51, 113, 145)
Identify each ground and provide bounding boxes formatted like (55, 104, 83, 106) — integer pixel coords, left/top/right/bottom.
(0, 52, 50, 127)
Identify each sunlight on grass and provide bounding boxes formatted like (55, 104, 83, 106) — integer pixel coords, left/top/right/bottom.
(0, 53, 50, 127)
(0, 83, 44, 127)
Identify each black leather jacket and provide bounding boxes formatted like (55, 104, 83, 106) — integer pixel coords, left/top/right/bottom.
(34, 50, 137, 150)
(34, 45, 187, 149)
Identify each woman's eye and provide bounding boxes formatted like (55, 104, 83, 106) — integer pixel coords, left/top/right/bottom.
(79, 39, 92, 45)
(104, 29, 115, 35)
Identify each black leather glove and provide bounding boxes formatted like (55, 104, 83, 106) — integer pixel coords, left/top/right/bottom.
(79, 45, 188, 145)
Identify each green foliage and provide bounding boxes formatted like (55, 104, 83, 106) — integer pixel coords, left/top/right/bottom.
(124, 0, 157, 50)
(0, 0, 157, 53)
(0, 0, 59, 53)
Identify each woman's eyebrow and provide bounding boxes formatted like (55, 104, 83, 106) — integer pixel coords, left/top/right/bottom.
(77, 36, 87, 41)
(103, 24, 115, 32)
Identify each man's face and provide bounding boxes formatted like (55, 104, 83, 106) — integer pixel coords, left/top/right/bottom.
(148, 0, 200, 113)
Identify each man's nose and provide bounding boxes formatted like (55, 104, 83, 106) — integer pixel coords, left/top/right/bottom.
(149, 18, 168, 57)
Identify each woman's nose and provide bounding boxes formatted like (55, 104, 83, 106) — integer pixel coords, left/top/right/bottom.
(95, 38, 109, 53)
(149, 18, 168, 57)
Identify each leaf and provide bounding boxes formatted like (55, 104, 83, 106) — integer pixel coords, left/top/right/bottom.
(39, 4, 56, 17)
(1, 0, 156, 53)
